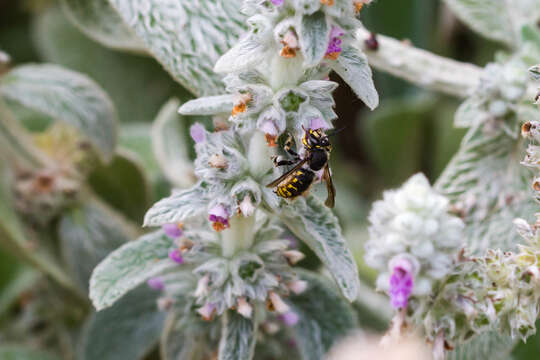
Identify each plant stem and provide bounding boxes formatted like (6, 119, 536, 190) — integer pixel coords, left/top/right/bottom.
(355, 27, 483, 98)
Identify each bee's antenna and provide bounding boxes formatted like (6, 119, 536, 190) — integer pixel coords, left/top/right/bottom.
(327, 126, 347, 137)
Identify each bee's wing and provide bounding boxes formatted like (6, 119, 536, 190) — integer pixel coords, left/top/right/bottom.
(266, 159, 308, 188)
(323, 164, 336, 208)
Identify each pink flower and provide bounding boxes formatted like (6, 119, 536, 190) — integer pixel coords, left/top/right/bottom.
(190, 123, 206, 144)
(271, 0, 284, 6)
(162, 223, 183, 238)
(168, 249, 184, 264)
(147, 277, 165, 291)
(279, 311, 299, 326)
(325, 26, 345, 60)
(388, 258, 414, 309)
(197, 303, 216, 321)
(209, 204, 230, 232)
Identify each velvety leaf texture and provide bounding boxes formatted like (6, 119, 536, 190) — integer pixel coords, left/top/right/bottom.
(60, 0, 145, 52)
(435, 121, 535, 253)
(81, 286, 166, 360)
(218, 311, 257, 360)
(299, 11, 330, 67)
(0, 64, 118, 162)
(143, 182, 210, 227)
(330, 45, 379, 110)
(0, 346, 60, 360)
(280, 195, 360, 301)
(106, 0, 246, 96)
(59, 201, 132, 292)
(447, 331, 517, 360)
(89, 230, 176, 310)
(289, 270, 358, 360)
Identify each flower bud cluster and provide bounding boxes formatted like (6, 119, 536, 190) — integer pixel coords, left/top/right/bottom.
(365, 173, 464, 309)
(148, 215, 307, 321)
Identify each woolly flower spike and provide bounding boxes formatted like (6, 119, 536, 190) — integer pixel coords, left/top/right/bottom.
(208, 204, 230, 232)
(325, 26, 344, 60)
(162, 223, 183, 238)
(365, 173, 464, 305)
(168, 249, 184, 264)
(388, 257, 415, 309)
(190, 123, 206, 144)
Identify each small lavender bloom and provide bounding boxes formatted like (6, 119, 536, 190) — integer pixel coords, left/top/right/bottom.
(271, 0, 284, 6)
(389, 260, 414, 309)
(190, 123, 206, 143)
(162, 223, 183, 238)
(169, 249, 184, 264)
(208, 204, 230, 232)
(147, 277, 165, 291)
(325, 26, 345, 59)
(309, 117, 329, 130)
(280, 311, 299, 326)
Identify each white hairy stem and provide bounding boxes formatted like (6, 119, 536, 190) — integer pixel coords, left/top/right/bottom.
(355, 27, 483, 98)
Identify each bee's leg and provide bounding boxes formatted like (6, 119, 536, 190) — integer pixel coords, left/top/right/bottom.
(284, 134, 300, 160)
(272, 156, 296, 167)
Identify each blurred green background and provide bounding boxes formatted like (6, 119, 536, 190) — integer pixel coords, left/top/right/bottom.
(2, 0, 540, 358)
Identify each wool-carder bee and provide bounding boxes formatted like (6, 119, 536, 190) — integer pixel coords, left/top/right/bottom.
(266, 127, 336, 208)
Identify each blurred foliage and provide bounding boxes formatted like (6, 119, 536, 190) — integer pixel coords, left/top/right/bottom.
(0, 0, 527, 358)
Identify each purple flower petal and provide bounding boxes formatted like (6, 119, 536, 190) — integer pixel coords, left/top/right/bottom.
(271, 0, 284, 5)
(388, 261, 414, 309)
(147, 277, 165, 291)
(309, 117, 328, 130)
(279, 311, 299, 326)
(169, 249, 184, 264)
(162, 223, 183, 238)
(190, 123, 206, 144)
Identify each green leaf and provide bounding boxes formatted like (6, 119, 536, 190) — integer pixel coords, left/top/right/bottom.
(81, 286, 166, 360)
(0, 64, 118, 162)
(435, 119, 535, 253)
(280, 195, 360, 302)
(513, 320, 540, 360)
(60, 0, 145, 52)
(444, 0, 540, 47)
(161, 312, 215, 360)
(58, 200, 133, 292)
(299, 11, 330, 67)
(106, 0, 246, 96)
(89, 230, 176, 310)
(447, 331, 517, 360)
(330, 45, 378, 110)
(0, 268, 38, 317)
(153, 99, 196, 188)
(87, 149, 153, 223)
(33, 6, 191, 125)
(218, 310, 257, 360)
(0, 346, 60, 360)
(143, 182, 210, 227)
(289, 270, 358, 360)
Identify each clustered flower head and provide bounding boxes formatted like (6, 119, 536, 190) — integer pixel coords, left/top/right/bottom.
(365, 173, 464, 309)
(147, 216, 308, 321)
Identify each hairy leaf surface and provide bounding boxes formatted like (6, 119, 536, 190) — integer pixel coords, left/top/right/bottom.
(218, 311, 257, 360)
(106, 0, 246, 96)
(89, 230, 176, 310)
(280, 195, 360, 301)
(0, 64, 117, 162)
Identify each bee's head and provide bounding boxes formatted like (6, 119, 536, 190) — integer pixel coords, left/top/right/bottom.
(302, 126, 331, 151)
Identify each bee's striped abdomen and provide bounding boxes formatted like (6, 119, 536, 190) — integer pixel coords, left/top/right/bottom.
(276, 169, 315, 199)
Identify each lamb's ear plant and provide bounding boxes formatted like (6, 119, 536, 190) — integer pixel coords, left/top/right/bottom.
(90, 0, 378, 359)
